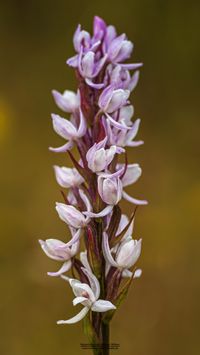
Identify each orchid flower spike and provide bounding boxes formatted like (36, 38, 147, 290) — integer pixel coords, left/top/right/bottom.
(40, 16, 147, 336)
(57, 269, 116, 324)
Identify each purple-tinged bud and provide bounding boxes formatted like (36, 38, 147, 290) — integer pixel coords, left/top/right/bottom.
(86, 137, 124, 173)
(78, 51, 107, 81)
(103, 25, 117, 52)
(115, 40, 133, 62)
(116, 237, 142, 269)
(81, 51, 95, 78)
(54, 166, 84, 188)
(73, 24, 91, 52)
(108, 65, 141, 92)
(98, 174, 123, 205)
(109, 65, 130, 90)
(93, 16, 106, 40)
(56, 203, 90, 229)
(98, 85, 130, 113)
(52, 90, 80, 113)
(107, 34, 133, 63)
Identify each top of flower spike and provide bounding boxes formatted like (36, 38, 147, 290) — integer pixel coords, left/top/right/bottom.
(67, 16, 143, 89)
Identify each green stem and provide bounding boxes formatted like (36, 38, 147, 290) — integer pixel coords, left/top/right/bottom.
(101, 321, 110, 355)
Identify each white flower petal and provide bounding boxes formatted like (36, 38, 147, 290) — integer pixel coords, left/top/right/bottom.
(83, 205, 113, 218)
(57, 306, 89, 324)
(122, 191, 148, 205)
(91, 300, 116, 312)
(57, 229, 81, 249)
(49, 141, 74, 153)
(73, 296, 88, 306)
(81, 267, 100, 300)
(102, 232, 118, 268)
(106, 113, 131, 130)
(80, 251, 92, 273)
(79, 189, 92, 213)
(77, 109, 87, 137)
(71, 282, 96, 303)
(121, 164, 142, 187)
(47, 260, 72, 277)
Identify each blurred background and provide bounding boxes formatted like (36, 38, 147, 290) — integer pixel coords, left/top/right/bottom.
(0, 1, 200, 354)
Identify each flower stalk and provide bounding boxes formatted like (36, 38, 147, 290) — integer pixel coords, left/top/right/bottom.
(39, 15, 147, 354)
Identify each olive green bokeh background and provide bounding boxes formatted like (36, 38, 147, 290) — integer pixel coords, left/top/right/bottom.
(0, 1, 199, 354)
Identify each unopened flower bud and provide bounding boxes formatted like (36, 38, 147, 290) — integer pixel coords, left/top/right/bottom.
(116, 237, 142, 269)
(99, 85, 130, 113)
(107, 34, 133, 63)
(56, 203, 90, 229)
(73, 24, 91, 52)
(86, 138, 124, 172)
(98, 174, 123, 205)
(54, 166, 84, 188)
(52, 90, 80, 113)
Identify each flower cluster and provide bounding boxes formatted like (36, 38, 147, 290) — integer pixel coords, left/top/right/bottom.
(39, 16, 147, 336)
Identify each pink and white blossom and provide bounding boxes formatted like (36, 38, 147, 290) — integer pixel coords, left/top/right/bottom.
(57, 269, 116, 324)
(86, 137, 124, 173)
(39, 234, 80, 277)
(99, 85, 130, 113)
(49, 109, 87, 153)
